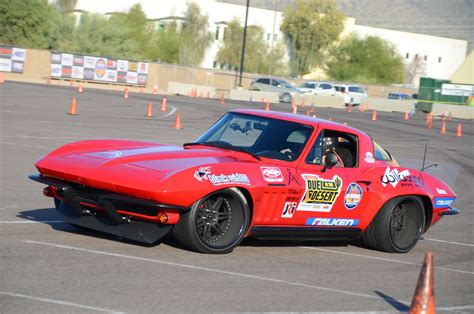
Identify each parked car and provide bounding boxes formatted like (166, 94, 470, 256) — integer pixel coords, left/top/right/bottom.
(250, 77, 302, 103)
(334, 84, 368, 107)
(30, 110, 458, 254)
(298, 81, 336, 96)
(388, 93, 412, 100)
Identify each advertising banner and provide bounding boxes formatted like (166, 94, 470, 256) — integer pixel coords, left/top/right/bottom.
(50, 52, 148, 85)
(0, 45, 25, 73)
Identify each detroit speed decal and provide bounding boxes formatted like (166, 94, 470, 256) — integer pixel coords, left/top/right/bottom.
(297, 174, 343, 212)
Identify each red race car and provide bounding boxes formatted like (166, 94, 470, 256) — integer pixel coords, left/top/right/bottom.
(30, 110, 458, 253)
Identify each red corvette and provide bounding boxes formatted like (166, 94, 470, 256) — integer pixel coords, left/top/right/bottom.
(30, 110, 458, 253)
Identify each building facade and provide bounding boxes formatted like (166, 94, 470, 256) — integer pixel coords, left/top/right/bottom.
(70, 0, 467, 83)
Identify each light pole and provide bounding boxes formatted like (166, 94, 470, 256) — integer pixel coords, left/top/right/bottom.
(238, 0, 250, 86)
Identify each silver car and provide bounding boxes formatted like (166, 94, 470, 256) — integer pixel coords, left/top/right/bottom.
(299, 81, 336, 96)
(250, 77, 302, 103)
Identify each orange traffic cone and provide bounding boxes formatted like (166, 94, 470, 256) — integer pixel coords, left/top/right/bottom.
(220, 94, 224, 105)
(0, 73, 5, 84)
(347, 105, 352, 113)
(69, 80, 74, 87)
(427, 119, 433, 129)
(291, 99, 296, 109)
(409, 252, 435, 314)
(153, 85, 158, 95)
(328, 117, 333, 121)
(265, 101, 270, 111)
(293, 106, 297, 114)
(146, 101, 153, 117)
(404, 112, 410, 120)
(68, 97, 78, 115)
(124, 87, 129, 99)
(78, 84, 83, 93)
(456, 124, 462, 137)
(360, 104, 365, 112)
(47, 77, 51, 85)
(441, 121, 446, 134)
(173, 111, 182, 129)
(161, 97, 167, 112)
(139, 87, 144, 93)
(371, 110, 377, 121)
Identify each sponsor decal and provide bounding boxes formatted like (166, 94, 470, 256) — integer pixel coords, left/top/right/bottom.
(0, 47, 12, 58)
(297, 174, 343, 212)
(84, 68, 94, 80)
(138, 62, 148, 74)
(117, 71, 127, 83)
(51, 53, 61, 64)
(71, 66, 84, 79)
(126, 71, 138, 84)
(381, 167, 424, 188)
(51, 64, 61, 77)
(61, 66, 72, 78)
(117, 59, 128, 71)
(364, 152, 375, 163)
(261, 167, 284, 183)
(138, 74, 147, 85)
(61, 53, 73, 66)
(287, 170, 300, 186)
(83, 56, 95, 68)
(107, 59, 117, 69)
(128, 62, 138, 72)
(193, 166, 250, 185)
(106, 70, 117, 82)
(434, 197, 455, 208)
(73, 55, 84, 66)
(306, 218, 359, 227)
(11, 61, 24, 73)
(281, 202, 297, 218)
(12, 48, 25, 61)
(436, 188, 447, 195)
(0, 59, 11, 72)
(94, 58, 106, 78)
(344, 183, 362, 210)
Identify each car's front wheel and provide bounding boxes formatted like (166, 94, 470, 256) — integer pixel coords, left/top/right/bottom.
(173, 188, 250, 254)
(362, 196, 425, 253)
(281, 93, 292, 103)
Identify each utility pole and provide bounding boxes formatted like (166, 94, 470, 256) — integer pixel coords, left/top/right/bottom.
(238, 0, 250, 86)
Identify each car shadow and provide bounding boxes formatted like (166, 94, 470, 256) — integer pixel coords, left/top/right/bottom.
(240, 237, 362, 249)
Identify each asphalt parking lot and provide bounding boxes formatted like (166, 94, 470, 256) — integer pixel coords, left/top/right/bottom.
(1, 81, 473, 313)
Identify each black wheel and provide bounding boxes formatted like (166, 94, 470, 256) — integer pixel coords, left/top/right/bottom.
(173, 188, 250, 254)
(363, 196, 425, 253)
(282, 93, 291, 103)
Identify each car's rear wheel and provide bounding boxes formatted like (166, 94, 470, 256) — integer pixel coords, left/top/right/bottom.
(362, 196, 425, 253)
(173, 188, 250, 254)
(282, 93, 291, 103)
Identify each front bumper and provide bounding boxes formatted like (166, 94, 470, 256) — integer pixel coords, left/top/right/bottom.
(29, 174, 188, 244)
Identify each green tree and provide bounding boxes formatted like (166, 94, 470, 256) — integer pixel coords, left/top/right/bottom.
(217, 19, 287, 75)
(280, 0, 345, 76)
(148, 22, 181, 63)
(0, 0, 52, 48)
(326, 34, 405, 84)
(179, 3, 213, 66)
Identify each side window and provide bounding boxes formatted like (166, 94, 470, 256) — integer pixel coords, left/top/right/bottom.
(321, 84, 332, 90)
(373, 141, 392, 161)
(301, 83, 308, 88)
(271, 80, 281, 87)
(349, 86, 363, 93)
(306, 130, 358, 168)
(308, 83, 316, 89)
(258, 78, 270, 85)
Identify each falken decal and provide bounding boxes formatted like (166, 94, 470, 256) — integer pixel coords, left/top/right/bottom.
(297, 174, 343, 212)
(434, 197, 455, 208)
(344, 183, 363, 210)
(193, 166, 250, 185)
(260, 167, 284, 183)
(281, 202, 297, 218)
(306, 218, 359, 227)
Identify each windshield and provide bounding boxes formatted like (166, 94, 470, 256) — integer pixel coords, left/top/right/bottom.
(194, 113, 313, 161)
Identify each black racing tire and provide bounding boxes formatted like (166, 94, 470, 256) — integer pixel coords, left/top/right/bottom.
(282, 93, 292, 103)
(362, 196, 425, 253)
(173, 188, 250, 254)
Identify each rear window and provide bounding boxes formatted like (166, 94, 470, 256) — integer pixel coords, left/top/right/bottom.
(373, 141, 392, 161)
(349, 86, 364, 93)
(257, 78, 270, 85)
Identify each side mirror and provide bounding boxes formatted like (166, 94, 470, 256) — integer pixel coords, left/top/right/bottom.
(322, 153, 338, 172)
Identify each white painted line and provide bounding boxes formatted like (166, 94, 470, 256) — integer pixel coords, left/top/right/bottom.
(301, 247, 474, 275)
(23, 240, 396, 302)
(437, 304, 474, 311)
(0, 291, 123, 313)
(162, 105, 177, 118)
(1, 141, 52, 149)
(0, 205, 19, 210)
(0, 220, 64, 224)
(423, 237, 474, 247)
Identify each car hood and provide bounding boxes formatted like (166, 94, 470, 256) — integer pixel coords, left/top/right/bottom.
(35, 140, 255, 199)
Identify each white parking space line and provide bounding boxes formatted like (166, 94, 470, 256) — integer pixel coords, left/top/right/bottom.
(23, 240, 403, 303)
(437, 304, 474, 311)
(1, 141, 52, 150)
(423, 237, 474, 247)
(0, 205, 19, 210)
(162, 105, 177, 118)
(301, 247, 474, 275)
(0, 220, 64, 224)
(0, 291, 123, 313)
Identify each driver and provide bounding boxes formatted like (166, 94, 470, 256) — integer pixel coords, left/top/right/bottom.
(322, 136, 344, 167)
